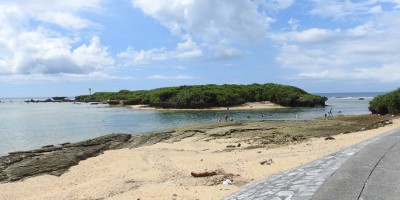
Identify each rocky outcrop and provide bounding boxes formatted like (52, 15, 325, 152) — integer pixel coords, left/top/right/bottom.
(0, 115, 394, 184)
(124, 131, 175, 148)
(0, 134, 131, 183)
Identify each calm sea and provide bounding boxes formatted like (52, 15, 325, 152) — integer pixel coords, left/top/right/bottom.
(0, 92, 384, 156)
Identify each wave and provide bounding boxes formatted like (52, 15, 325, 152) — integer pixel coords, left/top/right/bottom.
(329, 96, 374, 100)
(316, 92, 384, 99)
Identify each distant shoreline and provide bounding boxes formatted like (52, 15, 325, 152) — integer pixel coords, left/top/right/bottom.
(128, 101, 286, 111)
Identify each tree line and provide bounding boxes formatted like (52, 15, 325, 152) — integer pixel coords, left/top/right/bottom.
(75, 83, 327, 108)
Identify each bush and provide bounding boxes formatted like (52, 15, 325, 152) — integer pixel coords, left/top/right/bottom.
(369, 89, 400, 115)
(75, 83, 327, 108)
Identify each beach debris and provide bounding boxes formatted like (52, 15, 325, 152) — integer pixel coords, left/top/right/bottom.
(237, 143, 241, 147)
(244, 145, 265, 150)
(259, 158, 273, 165)
(191, 171, 218, 177)
(343, 131, 351, 134)
(222, 179, 233, 185)
(325, 136, 335, 140)
(226, 145, 236, 148)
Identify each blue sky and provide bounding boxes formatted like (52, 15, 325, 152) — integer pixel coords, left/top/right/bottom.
(1, 0, 400, 97)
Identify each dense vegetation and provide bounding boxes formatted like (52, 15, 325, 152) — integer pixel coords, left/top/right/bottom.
(369, 88, 400, 115)
(75, 83, 327, 108)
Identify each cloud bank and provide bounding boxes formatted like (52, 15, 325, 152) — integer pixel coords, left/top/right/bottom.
(273, 1, 400, 82)
(2, 0, 400, 87)
(0, 0, 115, 81)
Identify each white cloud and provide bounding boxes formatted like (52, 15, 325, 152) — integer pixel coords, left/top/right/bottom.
(128, 0, 297, 66)
(352, 64, 400, 82)
(0, 24, 114, 75)
(296, 64, 400, 82)
(174, 66, 187, 70)
(276, 44, 335, 70)
(16, 0, 104, 11)
(1, 0, 103, 30)
(72, 37, 114, 70)
(117, 36, 202, 67)
(271, 28, 342, 44)
(131, 0, 272, 43)
(211, 45, 243, 60)
(310, 0, 400, 20)
(254, 0, 295, 11)
(174, 36, 203, 59)
(273, 9, 400, 83)
(288, 18, 300, 31)
(117, 47, 167, 66)
(0, 72, 130, 82)
(0, 0, 117, 81)
(36, 12, 97, 30)
(147, 75, 193, 80)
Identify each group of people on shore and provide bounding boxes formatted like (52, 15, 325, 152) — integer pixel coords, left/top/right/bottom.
(218, 113, 275, 122)
(217, 107, 339, 122)
(324, 108, 340, 118)
(219, 113, 233, 122)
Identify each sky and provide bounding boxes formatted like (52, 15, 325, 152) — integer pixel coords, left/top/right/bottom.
(1, 0, 400, 98)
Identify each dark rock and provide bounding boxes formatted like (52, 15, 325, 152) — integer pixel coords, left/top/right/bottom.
(60, 142, 71, 147)
(0, 133, 131, 183)
(260, 159, 273, 165)
(343, 131, 351, 134)
(125, 131, 175, 149)
(244, 145, 265, 150)
(325, 136, 335, 140)
(385, 120, 393, 125)
(191, 171, 218, 177)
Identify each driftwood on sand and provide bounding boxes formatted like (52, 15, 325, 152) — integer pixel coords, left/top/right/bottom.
(191, 171, 218, 177)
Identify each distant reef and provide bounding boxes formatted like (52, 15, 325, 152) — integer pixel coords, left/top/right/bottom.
(75, 83, 327, 109)
(369, 88, 400, 115)
(24, 97, 74, 103)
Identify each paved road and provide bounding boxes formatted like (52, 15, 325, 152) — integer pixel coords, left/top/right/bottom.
(224, 128, 400, 200)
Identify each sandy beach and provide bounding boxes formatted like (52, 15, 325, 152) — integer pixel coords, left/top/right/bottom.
(129, 101, 285, 111)
(0, 116, 398, 200)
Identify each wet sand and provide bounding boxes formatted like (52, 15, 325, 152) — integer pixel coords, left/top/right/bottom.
(129, 101, 285, 111)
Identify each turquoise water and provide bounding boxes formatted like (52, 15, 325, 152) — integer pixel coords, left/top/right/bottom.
(0, 92, 382, 156)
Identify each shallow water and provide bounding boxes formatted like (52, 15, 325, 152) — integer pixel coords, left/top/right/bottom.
(0, 92, 381, 155)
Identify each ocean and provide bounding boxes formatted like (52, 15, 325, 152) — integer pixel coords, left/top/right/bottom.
(0, 92, 383, 156)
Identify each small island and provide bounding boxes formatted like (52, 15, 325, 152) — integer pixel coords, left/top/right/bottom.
(75, 83, 327, 109)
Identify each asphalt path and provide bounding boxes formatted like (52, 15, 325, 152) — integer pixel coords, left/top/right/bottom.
(313, 128, 400, 200)
(224, 128, 400, 200)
